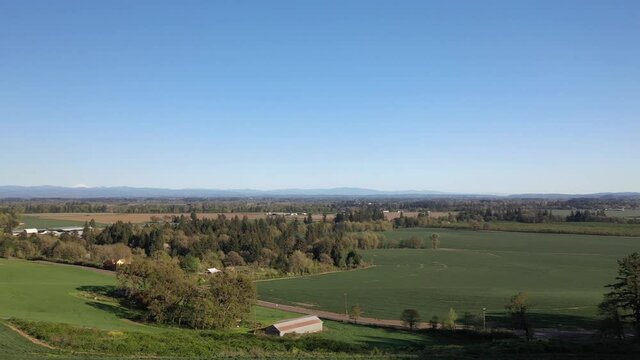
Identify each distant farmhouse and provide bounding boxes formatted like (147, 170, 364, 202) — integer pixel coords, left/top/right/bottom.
(20, 228, 39, 235)
(12, 226, 88, 237)
(265, 315, 323, 337)
(206, 267, 222, 274)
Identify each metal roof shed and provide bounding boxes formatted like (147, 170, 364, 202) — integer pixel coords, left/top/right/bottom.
(265, 315, 323, 337)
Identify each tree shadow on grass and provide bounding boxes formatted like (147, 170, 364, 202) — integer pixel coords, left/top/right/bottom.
(84, 300, 142, 321)
(526, 312, 599, 330)
(358, 331, 424, 350)
(325, 324, 427, 351)
(76, 285, 119, 298)
(76, 285, 143, 322)
(353, 328, 511, 353)
(485, 312, 599, 330)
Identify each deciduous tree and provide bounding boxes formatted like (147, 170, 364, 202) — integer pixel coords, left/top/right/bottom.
(401, 309, 421, 330)
(431, 233, 440, 249)
(506, 291, 532, 340)
(445, 308, 458, 330)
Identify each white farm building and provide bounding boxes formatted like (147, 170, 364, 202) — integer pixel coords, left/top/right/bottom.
(265, 315, 323, 336)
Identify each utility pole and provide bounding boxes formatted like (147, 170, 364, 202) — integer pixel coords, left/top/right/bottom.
(482, 307, 487, 330)
(253, 304, 257, 334)
(344, 292, 348, 322)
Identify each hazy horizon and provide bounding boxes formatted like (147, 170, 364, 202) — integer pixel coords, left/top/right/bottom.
(2, 1, 638, 194)
(1, 184, 638, 197)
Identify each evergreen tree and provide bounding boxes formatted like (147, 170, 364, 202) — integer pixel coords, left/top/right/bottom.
(604, 252, 640, 338)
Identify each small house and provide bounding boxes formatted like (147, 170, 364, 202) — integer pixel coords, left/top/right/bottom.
(206, 267, 222, 274)
(265, 315, 323, 337)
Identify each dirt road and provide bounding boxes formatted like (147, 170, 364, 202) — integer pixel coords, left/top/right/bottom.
(257, 300, 432, 329)
(257, 300, 598, 339)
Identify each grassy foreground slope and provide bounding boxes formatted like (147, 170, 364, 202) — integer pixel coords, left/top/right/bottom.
(0, 259, 152, 331)
(259, 228, 640, 327)
(0, 259, 429, 358)
(0, 322, 51, 360)
(2, 258, 640, 359)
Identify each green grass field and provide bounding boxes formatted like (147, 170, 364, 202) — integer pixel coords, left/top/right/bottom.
(433, 221, 640, 237)
(2, 253, 639, 359)
(16, 215, 106, 230)
(0, 259, 430, 358)
(0, 259, 153, 331)
(0, 322, 52, 359)
(550, 209, 640, 219)
(258, 228, 640, 328)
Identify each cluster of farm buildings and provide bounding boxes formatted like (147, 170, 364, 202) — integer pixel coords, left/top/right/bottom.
(11, 226, 88, 237)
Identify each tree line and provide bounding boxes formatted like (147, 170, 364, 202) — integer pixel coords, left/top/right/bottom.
(1, 212, 386, 278)
(93, 213, 372, 273)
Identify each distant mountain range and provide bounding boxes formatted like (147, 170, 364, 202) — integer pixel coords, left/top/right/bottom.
(0, 186, 638, 199)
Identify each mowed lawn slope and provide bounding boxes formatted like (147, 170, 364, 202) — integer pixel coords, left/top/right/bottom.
(0, 259, 150, 331)
(258, 228, 640, 328)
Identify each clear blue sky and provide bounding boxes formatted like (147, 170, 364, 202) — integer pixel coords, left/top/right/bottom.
(1, 0, 638, 194)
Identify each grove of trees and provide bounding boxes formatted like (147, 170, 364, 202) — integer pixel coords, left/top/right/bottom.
(117, 255, 255, 329)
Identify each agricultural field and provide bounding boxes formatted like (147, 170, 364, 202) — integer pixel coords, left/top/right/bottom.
(16, 215, 107, 230)
(258, 228, 640, 329)
(550, 209, 640, 219)
(436, 220, 640, 237)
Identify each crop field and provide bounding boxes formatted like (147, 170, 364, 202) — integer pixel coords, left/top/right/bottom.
(16, 215, 107, 229)
(258, 228, 640, 328)
(435, 220, 640, 237)
(550, 209, 640, 219)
